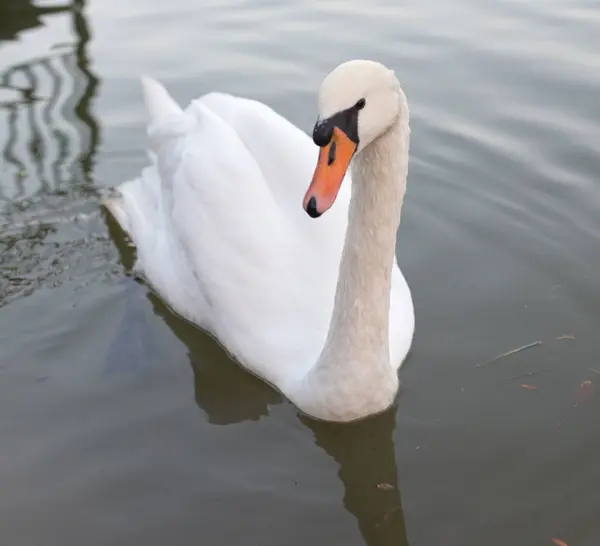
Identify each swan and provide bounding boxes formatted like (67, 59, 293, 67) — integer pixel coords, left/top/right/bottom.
(103, 59, 414, 422)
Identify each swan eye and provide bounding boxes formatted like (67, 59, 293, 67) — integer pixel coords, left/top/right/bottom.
(355, 98, 366, 110)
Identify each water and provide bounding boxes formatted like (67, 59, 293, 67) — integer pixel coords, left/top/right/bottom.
(1, 1, 599, 544)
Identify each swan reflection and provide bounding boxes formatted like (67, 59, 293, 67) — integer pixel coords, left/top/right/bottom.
(143, 283, 411, 546)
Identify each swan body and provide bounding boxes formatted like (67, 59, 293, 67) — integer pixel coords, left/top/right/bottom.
(104, 60, 414, 422)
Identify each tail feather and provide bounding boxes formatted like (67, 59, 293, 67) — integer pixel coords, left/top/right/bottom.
(140, 76, 194, 156)
(140, 75, 183, 127)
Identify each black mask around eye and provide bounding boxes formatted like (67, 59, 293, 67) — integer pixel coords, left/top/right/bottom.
(312, 98, 366, 147)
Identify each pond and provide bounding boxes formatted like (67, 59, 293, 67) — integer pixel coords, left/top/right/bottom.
(1, 1, 600, 545)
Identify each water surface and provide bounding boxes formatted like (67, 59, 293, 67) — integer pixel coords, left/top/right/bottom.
(1, 1, 600, 545)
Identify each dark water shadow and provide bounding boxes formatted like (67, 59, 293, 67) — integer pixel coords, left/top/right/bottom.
(150, 288, 284, 424)
(302, 410, 410, 546)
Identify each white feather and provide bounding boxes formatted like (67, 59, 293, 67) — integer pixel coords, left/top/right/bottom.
(103, 61, 415, 422)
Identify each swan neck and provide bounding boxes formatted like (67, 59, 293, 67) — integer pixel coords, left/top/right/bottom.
(304, 107, 410, 416)
(329, 115, 409, 360)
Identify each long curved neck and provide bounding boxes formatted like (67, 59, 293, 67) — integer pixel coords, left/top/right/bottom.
(297, 105, 410, 420)
(325, 113, 409, 365)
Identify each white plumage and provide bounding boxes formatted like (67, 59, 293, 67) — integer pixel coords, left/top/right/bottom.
(104, 60, 415, 422)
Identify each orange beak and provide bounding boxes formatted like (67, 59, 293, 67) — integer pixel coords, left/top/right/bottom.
(303, 126, 357, 218)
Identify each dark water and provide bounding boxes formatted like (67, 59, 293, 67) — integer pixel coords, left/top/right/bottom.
(1, 1, 600, 544)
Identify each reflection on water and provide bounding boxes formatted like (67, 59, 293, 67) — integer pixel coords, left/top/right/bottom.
(148, 283, 284, 423)
(0, 0, 98, 195)
(305, 412, 409, 546)
(0, 0, 106, 307)
(0, 0, 71, 41)
(148, 278, 409, 545)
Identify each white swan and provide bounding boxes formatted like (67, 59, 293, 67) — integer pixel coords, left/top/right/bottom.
(103, 60, 414, 422)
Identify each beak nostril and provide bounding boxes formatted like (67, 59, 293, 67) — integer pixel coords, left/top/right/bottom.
(327, 141, 336, 166)
(305, 196, 321, 218)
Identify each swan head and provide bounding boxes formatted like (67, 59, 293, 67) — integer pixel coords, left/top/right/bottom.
(303, 59, 405, 218)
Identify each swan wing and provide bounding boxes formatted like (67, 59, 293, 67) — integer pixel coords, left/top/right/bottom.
(104, 78, 345, 385)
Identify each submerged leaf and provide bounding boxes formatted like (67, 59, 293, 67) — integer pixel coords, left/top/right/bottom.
(576, 379, 595, 404)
